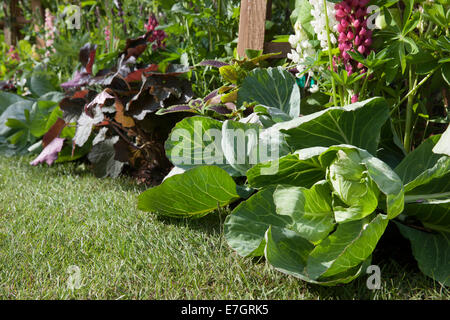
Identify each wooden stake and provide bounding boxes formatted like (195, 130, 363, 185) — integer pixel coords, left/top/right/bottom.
(3, 0, 19, 46)
(31, 0, 45, 48)
(237, 0, 268, 58)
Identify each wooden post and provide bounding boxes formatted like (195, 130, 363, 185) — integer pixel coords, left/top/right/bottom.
(3, 0, 19, 46)
(237, 0, 290, 59)
(237, 0, 268, 58)
(31, 0, 45, 48)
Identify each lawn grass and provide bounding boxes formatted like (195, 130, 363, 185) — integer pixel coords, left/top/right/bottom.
(0, 156, 448, 300)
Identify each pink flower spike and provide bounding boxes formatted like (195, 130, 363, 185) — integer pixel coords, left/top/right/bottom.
(351, 95, 359, 103)
(364, 38, 372, 47)
(353, 19, 361, 29)
(358, 45, 366, 54)
(351, 0, 360, 7)
(337, 23, 346, 33)
(360, 0, 370, 6)
(346, 66, 354, 76)
(341, 19, 349, 28)
(342, 2, 351, 13)
(347, 31, 355, 40)
(356, 8, 366, 18)
(359, 27, 367, 37)
(336, 9, 346, 18)
(354, 35, 361, 46)
(357, 62, 364, 69)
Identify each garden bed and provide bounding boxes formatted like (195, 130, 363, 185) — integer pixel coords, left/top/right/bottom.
(0, 0, 449, 298)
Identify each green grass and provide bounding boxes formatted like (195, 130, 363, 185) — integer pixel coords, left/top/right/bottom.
(0, 156, 448, 300)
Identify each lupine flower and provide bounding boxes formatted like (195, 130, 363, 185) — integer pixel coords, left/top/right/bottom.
(309, 0, 338, 50)
(44, 9, 56, 58)
(105, 25, 111, 43)
(309, 84, 320, 93)
(145, 14, 167, 50)
(287, 21, 316, 74)
(335, 0, 373, 79)
(288, 0, 338, 76)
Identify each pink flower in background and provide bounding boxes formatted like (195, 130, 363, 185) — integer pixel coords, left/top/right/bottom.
(104, 25, 111, 45)
(44, 9, 56, 57)
(7, 46, 20, 62)
(335, 0, 373, 82)
(145, 14, 167, 50)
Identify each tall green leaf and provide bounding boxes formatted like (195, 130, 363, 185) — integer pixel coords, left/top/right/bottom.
(28, 73, 57, 97)
(395, 135, 443, 184)
(0, 91, 29, 115)
(0, 100, 35, 136)
(395, 135, 450, 234)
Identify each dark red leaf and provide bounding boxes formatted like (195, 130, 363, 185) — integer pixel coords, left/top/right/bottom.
(122, 32, 152, 60)
(125, 64, 159, 82)
(114, 138, 131, 163)
(60, 71, 91, 90)
(156, 105, 194, 115)
(208, 105, 234, 115)
(79, 43, 97, 74)
(43, 118, 66, 148)
(59, 97, 86, 123)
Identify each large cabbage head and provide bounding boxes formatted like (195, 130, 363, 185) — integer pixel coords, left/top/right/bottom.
(326, 149, 381, 222)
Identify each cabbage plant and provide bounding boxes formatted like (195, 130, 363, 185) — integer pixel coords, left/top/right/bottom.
(225, 145, 404, 285)
(138, 67, 449, 286)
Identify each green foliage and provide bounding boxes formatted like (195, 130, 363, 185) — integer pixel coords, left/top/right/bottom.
(238, 67, 301, 120)
(138, 62, 449, 286)
(396, 223, 449, 287)
(138, 165, 240, 218)
(225, 143, 403, 285)
(0, 73, 64, 157)
(1, 0, 449, 289)
(278, 97, 390, 155)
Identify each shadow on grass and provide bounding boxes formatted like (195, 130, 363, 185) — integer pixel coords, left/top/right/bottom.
(154, 211, 224, 236)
